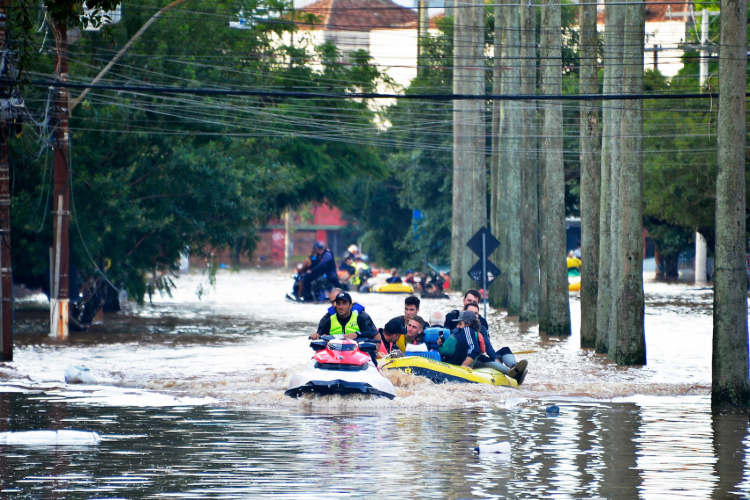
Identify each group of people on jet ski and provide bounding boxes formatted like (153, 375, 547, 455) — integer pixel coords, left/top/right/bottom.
(310, 288, 528, 384)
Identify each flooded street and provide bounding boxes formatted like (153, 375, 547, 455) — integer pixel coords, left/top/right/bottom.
(1, 269, 747, 498)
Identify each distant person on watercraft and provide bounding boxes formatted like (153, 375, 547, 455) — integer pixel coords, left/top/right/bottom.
(463, 302, 528, 383)
(389, 295, 421, 334)
(295, 241, 340, 301)
(445, 289, 488, 331)
(338, 255, 356, 286)
(377, 318, 405, 359)
(386, 268, 402, 284)
(574, 244, 582, 259)
(313, 292, 377, 341)
(437, 311, 481, 367)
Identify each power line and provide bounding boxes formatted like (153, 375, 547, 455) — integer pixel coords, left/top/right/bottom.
(5, 79, 745, 101)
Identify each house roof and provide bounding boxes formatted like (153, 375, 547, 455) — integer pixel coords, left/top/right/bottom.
(300, 0, 419, 31)
(597, 0, 693, 24)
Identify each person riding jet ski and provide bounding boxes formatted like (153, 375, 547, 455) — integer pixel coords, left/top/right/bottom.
(313, 291, 378, 364)
(293, 241, 340, 302)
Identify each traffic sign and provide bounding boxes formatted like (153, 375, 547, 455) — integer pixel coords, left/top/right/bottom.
(466, 227, 500, 257)
(468, 259, 500, 287)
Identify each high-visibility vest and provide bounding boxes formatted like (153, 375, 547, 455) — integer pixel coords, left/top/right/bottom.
(329, 311, 361, 337)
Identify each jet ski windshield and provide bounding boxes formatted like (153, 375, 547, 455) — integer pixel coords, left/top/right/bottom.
(327, 340, 356, 351)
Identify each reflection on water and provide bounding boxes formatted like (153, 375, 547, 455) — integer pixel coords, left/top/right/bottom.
(0, 393, 748, 498)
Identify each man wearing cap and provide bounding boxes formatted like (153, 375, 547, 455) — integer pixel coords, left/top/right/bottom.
(297, 241, 340, 301)
(318, 288, 376, 334)
(437, 310, 482, 367)
(313, 292, 377, 341)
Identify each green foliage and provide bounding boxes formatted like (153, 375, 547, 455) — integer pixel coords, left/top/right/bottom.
(11, 0, 387, 302)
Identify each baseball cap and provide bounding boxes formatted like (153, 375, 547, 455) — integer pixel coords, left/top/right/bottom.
(334, 291, 352, 303)
(453, 311, 477, 323)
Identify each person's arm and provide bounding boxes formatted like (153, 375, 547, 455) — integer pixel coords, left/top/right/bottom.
(460, 327, 480, 367)
(312, 315, 332, 339)
(481, 327, 497, 360)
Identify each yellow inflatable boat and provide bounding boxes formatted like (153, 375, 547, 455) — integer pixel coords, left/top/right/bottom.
(381, 355, 518, 388)
(372, 282, 414, 294)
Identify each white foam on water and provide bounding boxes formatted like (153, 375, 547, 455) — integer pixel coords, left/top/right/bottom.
(0, 430, 101, 446)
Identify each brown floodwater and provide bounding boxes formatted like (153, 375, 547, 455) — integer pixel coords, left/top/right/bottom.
(0, 269, 746, 498)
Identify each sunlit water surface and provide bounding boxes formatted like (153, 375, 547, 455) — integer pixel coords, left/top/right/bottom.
(0, 269, 747, 498)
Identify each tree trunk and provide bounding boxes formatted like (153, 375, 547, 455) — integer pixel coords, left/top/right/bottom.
(519, 0, 539, 321)
(712, 0, 749, 407)
(595, 1, 625, 354)
(578, 0, 600, 348)
(452, 0, 486, 292)
(505, 6, 522, 316)
(614, 0, 645, 365)
(540, 0, 570, 336)
(491, 0, 509, 307)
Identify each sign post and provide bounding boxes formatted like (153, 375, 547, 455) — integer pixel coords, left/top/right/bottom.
(466, 227, 501, 319)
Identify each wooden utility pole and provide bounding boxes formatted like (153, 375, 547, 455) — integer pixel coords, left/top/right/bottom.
(490, 0, 508, 308)
(451, 0, 486, 292)
(518, 0, 538, 321)
(578, 0, 600, 347)
(540, 0, 570, 336)
(596, 0, 625, 354)
(614, 0, 645, 365)
(0, 0, 12, 361)
(51, 23, 70, 340)
(504, 5, 522, 317)
(712, 0, 748, 407)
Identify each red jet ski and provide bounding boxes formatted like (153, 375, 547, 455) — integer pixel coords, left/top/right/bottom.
(285, 337, 396, 399)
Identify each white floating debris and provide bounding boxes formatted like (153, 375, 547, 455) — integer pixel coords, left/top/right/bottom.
(0, 430, 102, 446)
(504, 397, 528, 408)
(64, 365, 97, 385)
(474, 441, 511, 454)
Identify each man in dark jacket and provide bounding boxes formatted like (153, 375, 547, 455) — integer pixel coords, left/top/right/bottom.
(298, 241, 341, 300)
(437, 311, 482, 367)
(444, 289, 488, 331)
(463, 302, 528, 383)
(313, 292, 377, 340)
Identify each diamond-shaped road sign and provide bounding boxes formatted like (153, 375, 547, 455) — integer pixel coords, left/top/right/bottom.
(468, 259, 501, 287)
(466, 227, 500, 258)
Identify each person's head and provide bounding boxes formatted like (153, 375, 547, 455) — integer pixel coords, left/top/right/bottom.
(429, 310, 446, 327)
(454, 310, 477, 330)
(313, 241, 326, 255)
(348, 244, 359, 255)
(344, 255, 353, 265)
(328, 288, 344, 303)
(333, 292, 353, 317)
(406, 316, 425, 340)
(568, 250, 575, 258)
(404, 295, 421, 320)
(405, 269, 414, 278)
(463, 289, 481, 307)
(390, 268, 399, 277)
(382, 318, 403, 342)
(464, 303, 481, 329)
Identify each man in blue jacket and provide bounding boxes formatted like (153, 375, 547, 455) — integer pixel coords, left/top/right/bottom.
(298, 241, 340, 301)
(437, 311, 482, 367)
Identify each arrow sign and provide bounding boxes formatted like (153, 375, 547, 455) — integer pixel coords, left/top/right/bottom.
(468, 259, 501, 287)
(466, 227, 500, 257)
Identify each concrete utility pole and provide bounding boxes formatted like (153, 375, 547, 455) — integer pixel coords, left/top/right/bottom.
(0, 0, 13, 361)
(51, 23, 70, 340)
(712, 0, 748, 407)
(284, 210, 293, 269)
(417, 0, 429, 68)
(694, 8, 717, 282)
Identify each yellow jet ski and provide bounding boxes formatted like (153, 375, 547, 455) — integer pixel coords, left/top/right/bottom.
(381, 355, 518, 388)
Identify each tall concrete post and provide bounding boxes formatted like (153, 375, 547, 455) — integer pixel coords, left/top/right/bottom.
(695, 8, 710, 281)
